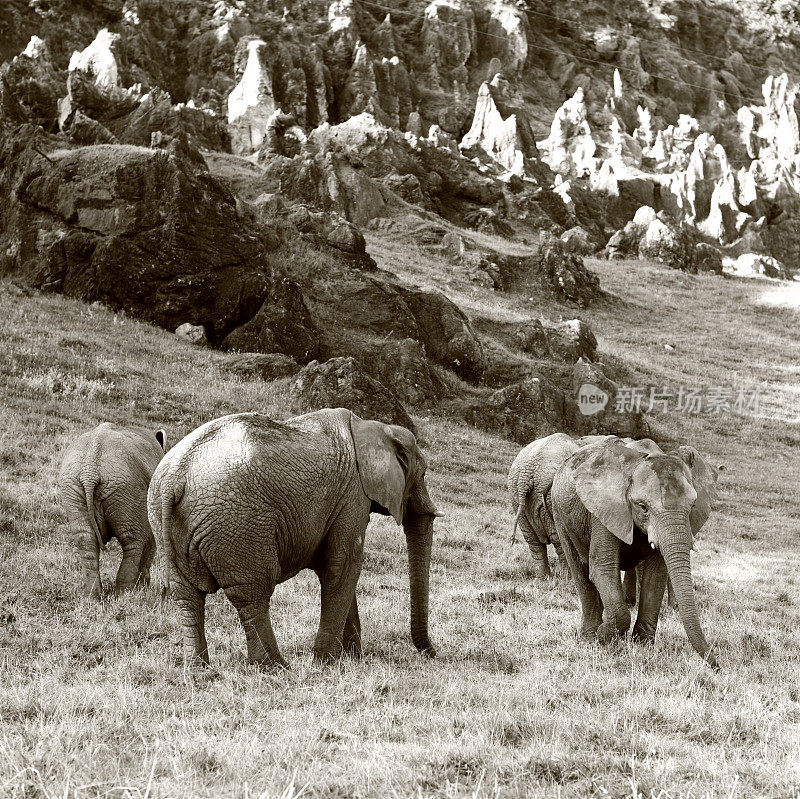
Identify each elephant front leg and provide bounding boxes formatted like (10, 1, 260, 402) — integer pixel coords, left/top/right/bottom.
(632, 552, 667, 644)
(588, 522, 630, 643)
(622, 569, 638, 605)
(556, 528, 602, 637)
(313, 515, 366, 663)
(172, 577, 210, 668)
(342, 596, 362, 657)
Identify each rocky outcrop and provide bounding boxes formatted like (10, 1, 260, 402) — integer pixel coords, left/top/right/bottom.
(460, 81, 525, 175)
(1, 37, 62, 130)
(227, 38, 275, 155)
(539, 88, 597, 178)
(219, 352, 302, 381)
(464, 358, 646, 444)
(421, 0, 476, 87)
(292, 356, 414, 430)
(67, 28, 121, 88)
(1, 127, 275, 340)
(504, 235, 601, 306)
(484, 0, 528, 76)
(514, 318, 597, 362)
(220, 279, 321, 362)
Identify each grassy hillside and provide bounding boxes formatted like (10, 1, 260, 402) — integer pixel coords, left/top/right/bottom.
(1, 251, 799, 798)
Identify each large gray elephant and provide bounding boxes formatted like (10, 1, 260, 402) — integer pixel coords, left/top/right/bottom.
(551, 437, 720, 667)
(147, 408, 440, 669)
(507, 434, 664, 578)
(58, 422, 167, 598)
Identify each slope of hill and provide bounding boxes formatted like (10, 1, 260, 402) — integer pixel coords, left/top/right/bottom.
(1, 250, 798, 797)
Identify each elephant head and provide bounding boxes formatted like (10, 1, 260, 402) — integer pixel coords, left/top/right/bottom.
(350, 413, 440, 657)
(572, 440, 719, 666)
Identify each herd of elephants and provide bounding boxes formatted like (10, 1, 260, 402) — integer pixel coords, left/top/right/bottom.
(58, 408, 721, 673)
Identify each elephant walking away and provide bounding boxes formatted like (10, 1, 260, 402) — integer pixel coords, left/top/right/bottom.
(551, 437, 720, 668)
(148, 408, 441, 669)
(58, 422, 167, 598)
(507, 433, 580, 577)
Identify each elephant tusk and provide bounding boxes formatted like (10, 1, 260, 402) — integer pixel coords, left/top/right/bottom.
(433, 511, 446, 518)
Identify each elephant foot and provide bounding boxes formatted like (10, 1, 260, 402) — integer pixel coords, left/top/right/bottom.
(703, 651, 721, 671)
(579, 624, 600, 640)
(528, 561, 552, 579)
(343, 640, 363, 658)
(596, 620, 629, 644)
(631, 626, 656, 645)
(252, 655, 290, 671)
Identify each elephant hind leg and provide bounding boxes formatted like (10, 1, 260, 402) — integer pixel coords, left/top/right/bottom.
(71, 523, 102, 599)
(232, 594, 288, 669)
(172, 576, 210, 668)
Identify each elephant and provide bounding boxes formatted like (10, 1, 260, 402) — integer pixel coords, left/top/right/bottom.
(508, 434, 664, 578)
(507, 433, 579, 577)
(58, 422, 167, 598)
(147, 408, 441, 669)
(550, 437, 720, 668)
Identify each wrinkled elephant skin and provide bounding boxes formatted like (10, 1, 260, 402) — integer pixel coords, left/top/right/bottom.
(147, 408, 440, 670)
(58, 422, 167, 598)
(551, 438, 720, 668)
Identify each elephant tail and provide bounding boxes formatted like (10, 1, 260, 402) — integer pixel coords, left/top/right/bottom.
(511, 505, 524, 546)
(80, 472, 106, 553)
(151, 471, 187, 598)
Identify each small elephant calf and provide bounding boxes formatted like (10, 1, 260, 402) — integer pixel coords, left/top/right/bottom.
(58, 422, 167, 598)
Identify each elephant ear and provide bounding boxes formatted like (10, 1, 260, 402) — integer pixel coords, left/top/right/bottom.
(570, 441, 639, 545)
(675, 446, 719, 535)
(350, 413, 408, 525)
(155, 430, 167, 452)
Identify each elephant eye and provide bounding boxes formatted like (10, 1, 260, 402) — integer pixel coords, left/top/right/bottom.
(635, 501, 648, 513)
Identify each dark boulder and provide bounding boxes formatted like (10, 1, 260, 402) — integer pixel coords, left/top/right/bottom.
(220, 278, 321, 362)
(291, 356, 414, 430)
(1, 126, 274, 341)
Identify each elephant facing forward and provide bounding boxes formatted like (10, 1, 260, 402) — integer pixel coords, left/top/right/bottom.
(147, 408, 440, 669)
(58, 422, 167, 598)
(507, 434, 663, 578)
(551, 438, 720, 667)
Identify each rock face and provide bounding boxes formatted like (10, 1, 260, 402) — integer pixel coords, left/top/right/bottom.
(292, 356, 414, 430)
(228, 38, 275, 155)
(1, 127, 273, 341)
(460, 81, 525, 175)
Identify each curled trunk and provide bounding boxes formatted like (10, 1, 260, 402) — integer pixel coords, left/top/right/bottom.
(659, 518, 719, 669)
(403, 510, 436, 657)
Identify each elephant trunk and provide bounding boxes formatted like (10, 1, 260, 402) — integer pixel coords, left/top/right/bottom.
(657, 514, 719, 670)
(403, 510, 436, 658)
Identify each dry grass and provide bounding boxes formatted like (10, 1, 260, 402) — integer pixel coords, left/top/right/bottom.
(1, 249, 799, 798)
